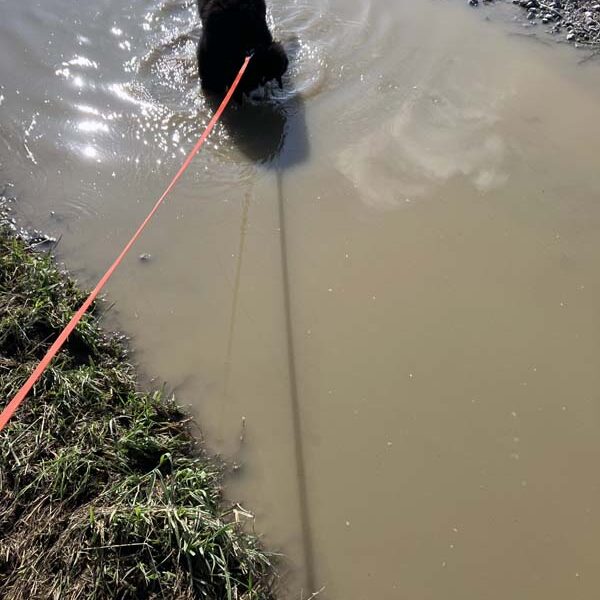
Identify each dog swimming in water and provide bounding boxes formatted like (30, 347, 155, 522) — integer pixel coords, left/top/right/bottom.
(197, 0, 289, 99)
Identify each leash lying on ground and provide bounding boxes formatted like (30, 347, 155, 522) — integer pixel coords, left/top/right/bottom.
(0, 55, 252, 432)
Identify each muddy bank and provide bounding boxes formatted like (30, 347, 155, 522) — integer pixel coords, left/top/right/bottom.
(475, 0, 600, 47)
(514, 0, 600, 45)
(0, 194, 275, 599)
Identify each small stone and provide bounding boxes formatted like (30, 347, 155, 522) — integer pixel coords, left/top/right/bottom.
(139, 253, 152, 262)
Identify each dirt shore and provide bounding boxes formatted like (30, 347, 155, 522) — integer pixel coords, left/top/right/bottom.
(472, 0, 600, 47)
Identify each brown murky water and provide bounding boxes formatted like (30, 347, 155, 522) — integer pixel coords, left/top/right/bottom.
(2, 0, 600, 598)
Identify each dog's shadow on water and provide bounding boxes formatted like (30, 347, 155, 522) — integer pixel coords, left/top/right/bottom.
(207, 90, 309, 170)
(203, 35, 310, 170)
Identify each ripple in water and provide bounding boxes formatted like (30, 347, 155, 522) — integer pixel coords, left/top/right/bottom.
(3, 0, 378, 212)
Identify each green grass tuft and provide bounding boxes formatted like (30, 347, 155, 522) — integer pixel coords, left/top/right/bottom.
(0, 207, 275, 599)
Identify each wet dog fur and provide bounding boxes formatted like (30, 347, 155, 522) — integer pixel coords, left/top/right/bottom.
(197, 0, 288, 99)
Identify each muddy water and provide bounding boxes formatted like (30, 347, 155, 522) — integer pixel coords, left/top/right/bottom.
(3, 0, 600, 597)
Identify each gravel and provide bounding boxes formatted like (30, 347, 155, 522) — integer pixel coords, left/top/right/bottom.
(470, 0, 600, 47)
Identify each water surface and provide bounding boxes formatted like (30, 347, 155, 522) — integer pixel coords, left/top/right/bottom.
(2, 0, 600, 598)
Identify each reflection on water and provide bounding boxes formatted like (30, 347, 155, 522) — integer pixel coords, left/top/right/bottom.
(338, 92, 508, 208)
(2, 0, 600, 599)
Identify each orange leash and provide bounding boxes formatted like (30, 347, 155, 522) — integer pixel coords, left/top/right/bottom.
(0, 56, 252, 432)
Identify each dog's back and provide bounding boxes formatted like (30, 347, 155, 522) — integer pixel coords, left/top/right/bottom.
(198, 0, 267, 22)
(197, 0, 287, 97)
(198, 0, 269, 51)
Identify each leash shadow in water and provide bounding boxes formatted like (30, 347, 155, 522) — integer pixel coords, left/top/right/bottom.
(276, 168, 318, 596)
(210, 83, 315, 594)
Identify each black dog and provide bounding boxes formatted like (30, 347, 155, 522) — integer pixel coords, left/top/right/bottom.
(197, 0, 288, 99)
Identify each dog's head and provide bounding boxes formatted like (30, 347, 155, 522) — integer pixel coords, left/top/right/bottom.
(258, 42, 289, 89)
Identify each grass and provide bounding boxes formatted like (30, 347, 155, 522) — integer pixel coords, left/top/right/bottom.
(0, 199, 275, 599)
